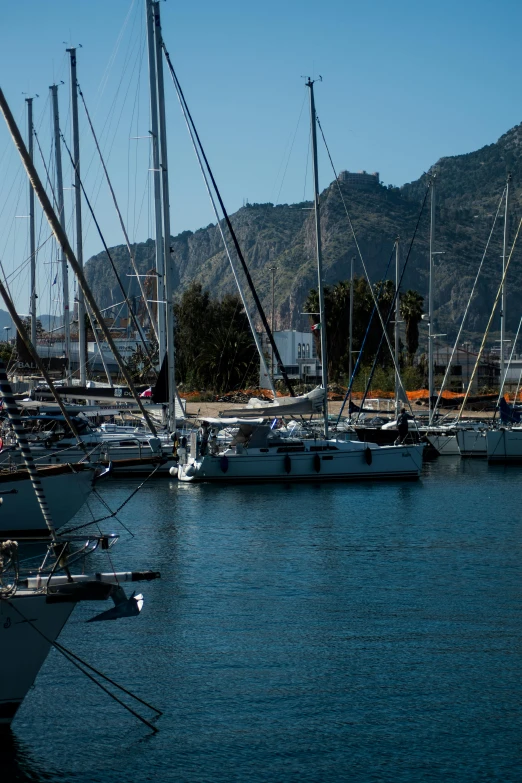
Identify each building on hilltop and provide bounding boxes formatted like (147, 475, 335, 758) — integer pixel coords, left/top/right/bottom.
(337, 170, 379, 190)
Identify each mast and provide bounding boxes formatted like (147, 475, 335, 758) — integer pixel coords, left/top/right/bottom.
(26, 97, 37, 347)
(153, 0, 176, 428)
(501, 173, 511, 389)
(271, 266, 276, 381)
(349, 255, 354, 393)
(306, 78, 328, 438)
(394, 237, 400, 416)
(145, 0, 166, 365)
(67, 47, 87, 385)
(50, 84, 71, 383)
(0, 85, 158, 435)
(428, 175, 435, 423)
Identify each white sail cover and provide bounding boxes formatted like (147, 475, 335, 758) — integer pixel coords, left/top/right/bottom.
(219, 386, 324, 418)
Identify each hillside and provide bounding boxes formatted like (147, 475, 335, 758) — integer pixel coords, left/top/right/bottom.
(84, 122, 522, 342)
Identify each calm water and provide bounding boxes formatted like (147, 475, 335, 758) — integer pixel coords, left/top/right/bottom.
(3, 458, 522, 782)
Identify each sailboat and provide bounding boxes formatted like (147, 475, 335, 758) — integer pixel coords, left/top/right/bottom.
(0, 550, 160, 726)
(0, 355, 160, 727)
(177, 79, 425, 483)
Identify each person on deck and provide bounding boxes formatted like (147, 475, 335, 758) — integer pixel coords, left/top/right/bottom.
(396, 407, 410, 445)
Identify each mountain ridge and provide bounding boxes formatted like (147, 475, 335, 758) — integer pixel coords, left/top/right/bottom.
(84, 121, 522, 343)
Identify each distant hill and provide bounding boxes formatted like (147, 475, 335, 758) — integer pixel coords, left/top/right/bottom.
(84, 122, 522, 343)
(0, 312, 61, 338)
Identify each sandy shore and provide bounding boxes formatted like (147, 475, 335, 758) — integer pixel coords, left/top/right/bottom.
(184, 399, 496, 420)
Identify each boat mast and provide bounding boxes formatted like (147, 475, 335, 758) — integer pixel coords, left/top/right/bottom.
(306, 78, 328, 439)
(428, 175, 436, 423)
(153, 0, 176, 428)
(500, 173, 511, 390)
(67, 47, 87, 385)
(349, 255, 354, 390)
(394, 236, 400, 417)
(26, 97, 37, 347)
(50, 84, 71, 383)
(145, 0, 166, 365)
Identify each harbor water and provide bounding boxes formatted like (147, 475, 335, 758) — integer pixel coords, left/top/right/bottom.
(3, 457, 522, 782)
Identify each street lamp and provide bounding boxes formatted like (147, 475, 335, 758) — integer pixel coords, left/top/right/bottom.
(4, 326, 11, 343)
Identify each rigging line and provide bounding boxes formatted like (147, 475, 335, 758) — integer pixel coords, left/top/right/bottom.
(514, 355, 522, 403)
(273, 92, 307, 205)
(303, 122, 312, 202)
(497, 314, 522, 408)
(84, 20, 144, 194)
(432, 187, 506, 420)
(168, 64, 275, 396)
(81, 34, 144, 246)
(59, 132, 157, 372)
(129, 10, 145, 238)
(336, 182, 431, 422)
(354, 185, 431, 423)
(77, 82, 159, 343)
(0, 157, 25, 227)
(215, 298, 241, 385)
(336, 246, 395, 422)
(3, 173, 27, 280)
(162, 43, 295, 397)
(458, 213, 522, 419)
(4, 233, 53, 285)
(64, 461, 163, 532)
(33, 129, 60, 213)
(5, 599, 160, 732)
(95, 0, 137, 106)
(85, 301, 113, 385)
(316, 114, 415, 396)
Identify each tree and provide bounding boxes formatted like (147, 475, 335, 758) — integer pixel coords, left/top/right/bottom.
(400, 290, 424, 363)
(304, 276, 402, 383)
(126, 343, 159, 384)
(173, 283, 257, 392)
(20, 316, 45, 338)
(0, 341, 13, 365)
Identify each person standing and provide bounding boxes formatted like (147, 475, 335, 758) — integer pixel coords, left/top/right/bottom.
(396, 407, 410, 445)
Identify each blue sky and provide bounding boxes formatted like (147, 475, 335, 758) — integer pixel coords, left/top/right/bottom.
(0, 0, 521, 312)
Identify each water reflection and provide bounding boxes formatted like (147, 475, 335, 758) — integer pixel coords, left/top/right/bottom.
(0, 730, 57, 782)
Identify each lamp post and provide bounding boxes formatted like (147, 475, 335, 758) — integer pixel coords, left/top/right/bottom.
(4, 326, 11, 343)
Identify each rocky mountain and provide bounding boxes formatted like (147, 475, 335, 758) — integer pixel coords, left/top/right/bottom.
(84, 122, 522, 342)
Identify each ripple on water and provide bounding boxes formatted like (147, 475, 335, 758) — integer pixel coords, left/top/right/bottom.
(7, 457, 522, 782)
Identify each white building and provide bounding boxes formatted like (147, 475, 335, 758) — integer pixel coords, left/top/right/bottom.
(259, 330, 322, 388)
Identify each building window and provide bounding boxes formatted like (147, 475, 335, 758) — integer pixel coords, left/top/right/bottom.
(311, 341, 317, 358)
(297, 344, 302, 359)
(305, 343, 310, 358)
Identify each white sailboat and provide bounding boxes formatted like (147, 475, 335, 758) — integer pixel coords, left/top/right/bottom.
(0, 357, 160, 728)
(178, 79, 424, 483)
(0, 542, 160, 727)
(0, 463, 96, 537)
(456, 426, 488, 457)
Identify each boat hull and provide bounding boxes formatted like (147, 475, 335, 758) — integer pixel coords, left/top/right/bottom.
(0, 593, 74, 725)
(0, 443, 175, 476)
(178, 443, 424, 483)
(426, 434, 460, 456)
(0, 465, 94, 537)
(455, 429, 487, 457)
(486, 428, 522, 462)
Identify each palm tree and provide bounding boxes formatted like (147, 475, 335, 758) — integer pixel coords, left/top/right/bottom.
(400, 290, 424, 364)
